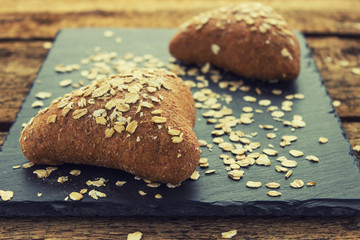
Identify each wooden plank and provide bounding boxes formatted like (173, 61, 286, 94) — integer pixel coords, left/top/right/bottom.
(0, 216, 360, 239)
(306, 37, 360, 118)
(0, 41, 46, 123)
(0, 0, 359, 39)
(1, 0, 359, 13)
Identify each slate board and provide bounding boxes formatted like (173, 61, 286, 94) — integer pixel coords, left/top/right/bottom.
(1, 28, 360, 217)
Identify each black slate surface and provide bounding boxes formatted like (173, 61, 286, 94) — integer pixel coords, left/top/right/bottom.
(1, 28, 360, 217)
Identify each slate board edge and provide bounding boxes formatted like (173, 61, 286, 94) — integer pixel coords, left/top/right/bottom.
(2, 198, 360, 217)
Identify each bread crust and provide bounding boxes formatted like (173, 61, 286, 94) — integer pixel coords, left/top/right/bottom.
(169, 2, 300, 81)
(20, 69, 200, 185)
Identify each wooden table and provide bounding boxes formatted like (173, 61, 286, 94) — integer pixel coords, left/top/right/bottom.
(1, 0, 360, 239)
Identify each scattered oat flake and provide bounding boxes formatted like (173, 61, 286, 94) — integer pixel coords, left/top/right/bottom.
(351, 68, 360, 75)
(267, 133, 276, 139)
(272, 89, 282, 95)
(307, 181, 316, 186)
(221, 229, 237, 239)
(258, 99, 271, 106)
(33, 167, 57, 178)
(332, 100, 341, 107)
(319, 137, 328, 144)
(59, 79, 72, 87)
(242, 106, 253, 113)
(219, 142, 234, 151)
(289, 150, 304, 157)
(70, 169, 81, 176)
(37, 192, 43, 197)
(277, 156, 288, 162)
(271, 111, 285, 118)
(12, 165, 21, 169)
(281, 160, 297, 168)
(266, 182, 280, 189)
(80, 189, 88, 194)
(138, 190, 147, 196)
(282, 135, 297, 142)
(228, 170, 244, 181)
(0, 190, 14, 202)
(43, 42, 53, 49)
(267, 191, 281, 197)
(57, 176, 69, 183)
(306, 155, 319, 162)
(155, 194, 163, 199)
(190, 170, 200, 180)
(147, 182, 161, 188)
(255, 154, 271, 166)
(23, 162, 35, 168)
(285, 169, 293, 179)
(263, 149, 278, 156)
(104, 30, 114, 38)
(36, 91, 52, 99)
(243, 95, 257, 102)
(353, 145, 360, 152)
(276, 165, 288, 173)
(86, 178, 107, 187)
(88, 189, 106, 200)
(127, 231, 143, 240)
(246, 181, 262, 188)
(205, 169, 216, 174)
(69, 192, 83, 201)
(116, 181, 127, 187)
(290, 179, 304, 188)
(32, 100, 44, 108)
(198, 139, 208, 146)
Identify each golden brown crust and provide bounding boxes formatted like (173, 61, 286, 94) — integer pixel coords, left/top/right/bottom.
(169, 2, 300, 82)
(19, 69, 200, 185)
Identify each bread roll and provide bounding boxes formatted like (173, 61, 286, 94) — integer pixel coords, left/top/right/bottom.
(169, 2, 300, 81)
(20, 69, 200, 185)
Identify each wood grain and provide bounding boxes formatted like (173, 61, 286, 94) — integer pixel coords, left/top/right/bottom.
(0, 216, 360, 239)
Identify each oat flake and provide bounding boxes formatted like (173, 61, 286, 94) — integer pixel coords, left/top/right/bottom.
(246, 181, 262, 188)
(221, 229, 237, 239)
(267, 191, 281, 197)
(266, 182, 280, 189)
(190, 170, 200, 180)
(127, 231, 143, 240)
(69, 192, 83, 201)
(290, 179, 304, 188)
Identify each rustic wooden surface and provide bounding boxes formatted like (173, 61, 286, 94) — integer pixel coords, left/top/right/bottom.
(0, 0, 360, 239)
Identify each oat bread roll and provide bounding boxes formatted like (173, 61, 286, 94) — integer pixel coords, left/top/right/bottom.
(20, 69, 200, 185)
(169, 2, 300, 81)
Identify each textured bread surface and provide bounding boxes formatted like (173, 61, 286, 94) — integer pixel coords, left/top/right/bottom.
(169, 2, 300, 82)
(20, 69, 200, 185)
